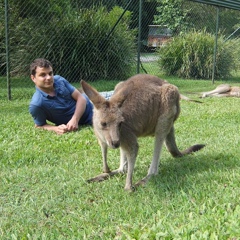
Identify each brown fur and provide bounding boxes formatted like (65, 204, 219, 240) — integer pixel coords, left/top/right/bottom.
(201, 84, 240, 98)
(81, 74, 205, 191)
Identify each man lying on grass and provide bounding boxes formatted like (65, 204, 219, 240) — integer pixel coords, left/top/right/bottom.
(29, 58, 113, 134)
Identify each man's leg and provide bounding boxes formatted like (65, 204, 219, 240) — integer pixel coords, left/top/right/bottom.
(99, 90, 114, 100)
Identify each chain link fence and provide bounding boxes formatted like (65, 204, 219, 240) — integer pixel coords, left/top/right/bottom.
(1, 0, 240, 100)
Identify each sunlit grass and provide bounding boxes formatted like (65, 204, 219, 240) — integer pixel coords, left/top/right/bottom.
(0, 77, 240, 239)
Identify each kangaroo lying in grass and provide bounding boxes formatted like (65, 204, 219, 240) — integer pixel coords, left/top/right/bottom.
(81, 74, 205, 191)
(201, 84, 240, 98)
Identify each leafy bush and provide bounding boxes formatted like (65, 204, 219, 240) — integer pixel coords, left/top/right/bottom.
(8, 5, 136, 81)
(158, 30, 240, 79)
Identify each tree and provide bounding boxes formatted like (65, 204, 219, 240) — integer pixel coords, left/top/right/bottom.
(154, 0, 188, 34)
(154, 0, 240, 36)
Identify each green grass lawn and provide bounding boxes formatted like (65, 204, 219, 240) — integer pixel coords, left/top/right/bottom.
(0, 75, 240, 239)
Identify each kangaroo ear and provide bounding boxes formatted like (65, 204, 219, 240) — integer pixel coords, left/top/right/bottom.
(110, 81, 133, 107)
(81, 80, 106, 109)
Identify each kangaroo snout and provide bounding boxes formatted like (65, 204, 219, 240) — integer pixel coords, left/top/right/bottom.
(108, 140, 120, 149)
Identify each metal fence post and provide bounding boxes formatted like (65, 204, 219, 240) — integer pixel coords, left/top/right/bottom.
(212, 7, 220, 84)
(136, 0, 142, 74)
(4, 0, 11, 100)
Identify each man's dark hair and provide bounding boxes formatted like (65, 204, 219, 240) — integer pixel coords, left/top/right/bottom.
(30, 58, 52, 76)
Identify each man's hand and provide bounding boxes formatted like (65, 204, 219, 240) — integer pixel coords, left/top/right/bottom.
(36, 124, 69, 134)
(66, 117, 79, 132)
(55, 124, 69, 134)
(66, 89, 86, 131)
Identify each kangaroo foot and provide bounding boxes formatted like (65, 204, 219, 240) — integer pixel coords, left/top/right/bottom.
(134, 175, 152, 189)
(87, 169, 124, 183)
(87, 173, 111, 183)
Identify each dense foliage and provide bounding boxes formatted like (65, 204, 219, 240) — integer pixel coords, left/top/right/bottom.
(154, 0, 240, 36)
(2, 0, 240, 82)
(154, 0, 188, 34)
(158, 30, 240, 79)
(1, 2, 136, 81)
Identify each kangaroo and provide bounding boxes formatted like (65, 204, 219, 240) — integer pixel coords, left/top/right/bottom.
(81, 74, 205, 191)
(201, 84, 240, 98)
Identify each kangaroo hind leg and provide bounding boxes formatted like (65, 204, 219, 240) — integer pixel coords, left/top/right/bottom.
(134, 123, 169, 188)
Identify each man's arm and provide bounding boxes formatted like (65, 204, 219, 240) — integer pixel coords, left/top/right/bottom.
(66, 89, 87, 131)
(30, 104, 69, 134)
(35, 123, 69, 135)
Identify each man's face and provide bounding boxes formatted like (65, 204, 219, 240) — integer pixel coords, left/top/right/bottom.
(31, 66, 54, 92)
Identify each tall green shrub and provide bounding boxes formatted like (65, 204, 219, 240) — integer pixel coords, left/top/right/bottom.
(158, 30, 240, 79)
(9, 5, 136, 81)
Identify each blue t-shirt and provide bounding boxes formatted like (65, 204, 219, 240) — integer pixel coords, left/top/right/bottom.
(29, 75, 93, 126)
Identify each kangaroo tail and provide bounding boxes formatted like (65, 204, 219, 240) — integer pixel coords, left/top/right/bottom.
(165, 128, 205, 158)
(180, 94, 203, 103)
(180, 144, 205, 156)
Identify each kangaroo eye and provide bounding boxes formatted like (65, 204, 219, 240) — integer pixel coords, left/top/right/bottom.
(101, 122, 107, 128)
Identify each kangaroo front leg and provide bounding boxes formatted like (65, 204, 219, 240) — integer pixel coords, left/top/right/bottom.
(87, 144, 128, 183)
(120, 134, 139, 191)
(100, 141, 110, 173)
(111, 147, 127, 174)
(124, 149, 138, 191)
(87, 141, 111, 183)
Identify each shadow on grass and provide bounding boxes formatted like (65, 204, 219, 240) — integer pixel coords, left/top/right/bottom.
(142, 151, 239, 193)
(95, 150, 239, 193)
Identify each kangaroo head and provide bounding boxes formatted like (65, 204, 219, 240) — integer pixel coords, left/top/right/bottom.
(81, 80, 131, 149)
